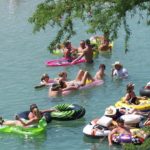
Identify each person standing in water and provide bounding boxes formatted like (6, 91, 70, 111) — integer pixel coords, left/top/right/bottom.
(71, 39, 93, 64)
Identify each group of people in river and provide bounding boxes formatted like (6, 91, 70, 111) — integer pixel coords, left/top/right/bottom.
(55, 32, 112, 63)
(38, 60, 130, 97)
(1, 32, 150, 148)
(103, 104, 150, 146)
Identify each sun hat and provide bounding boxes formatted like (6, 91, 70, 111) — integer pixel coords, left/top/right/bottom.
(112, 61, 122, 66)
(104, 106, 117, 116)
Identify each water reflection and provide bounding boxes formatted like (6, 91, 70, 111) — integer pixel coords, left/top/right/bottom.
(8, 0, 20, 14)
(83, 135, 122, 150)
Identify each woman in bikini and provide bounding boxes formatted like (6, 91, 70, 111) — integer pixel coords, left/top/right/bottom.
(124, 83, 147, 104)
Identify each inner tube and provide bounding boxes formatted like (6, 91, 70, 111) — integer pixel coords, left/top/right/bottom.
(83, 118, 111, 137)
(50, 104, 86, 120)
(112, 133, 144, 145)
(18, 111, 52, 123)
(0, 117, 47, 136)
(139, 87, 150, 97)
(115, 97, 150, 111)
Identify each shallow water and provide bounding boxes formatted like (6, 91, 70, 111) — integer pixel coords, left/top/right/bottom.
(0, 0, 150, 150)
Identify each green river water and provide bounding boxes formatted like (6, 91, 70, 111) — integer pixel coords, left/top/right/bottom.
(0, 0, 150, 150)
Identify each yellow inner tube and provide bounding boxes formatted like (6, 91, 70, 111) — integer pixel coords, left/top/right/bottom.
(115, 97, 150, 111)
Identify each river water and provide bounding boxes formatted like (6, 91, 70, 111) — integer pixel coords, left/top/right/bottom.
(0, 0, 150, 150)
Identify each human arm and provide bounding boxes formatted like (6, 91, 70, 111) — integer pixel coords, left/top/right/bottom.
(136, 96, 147, 100)
(71, 52, 85, 64)
(108, 128, 117, 146)
(111, 68, 115, 77)
(16, 115, 38, 126)
(124, 93, 130, 104)
(144, 118, 150, 126)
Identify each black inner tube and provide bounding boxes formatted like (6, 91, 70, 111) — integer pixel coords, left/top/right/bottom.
(139, 87, 150, 97)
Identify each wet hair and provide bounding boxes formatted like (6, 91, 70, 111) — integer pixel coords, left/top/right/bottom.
(41, 73, 49, 81)
(30, 104, 38, 112)
(117, 118, 124, 124)
(126, 83, 134, 93)
(85, 39, 90, 45)
(80, 40, 85, 44)
(51, 83, 61, 91)
(58, 72, 67, 77)
(64, 41, 71, 47)
(99, 64, 106, 70)
(59, 80, 67, 88)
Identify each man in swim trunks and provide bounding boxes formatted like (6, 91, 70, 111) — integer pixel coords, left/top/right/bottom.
(108, 118, 131, 146)
(71, 39, 93, 64)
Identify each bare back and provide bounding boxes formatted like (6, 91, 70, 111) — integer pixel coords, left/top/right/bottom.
(83, 45, 93, 63)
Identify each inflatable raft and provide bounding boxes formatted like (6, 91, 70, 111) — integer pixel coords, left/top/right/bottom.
(62, 80, 104, 96)
(45, 57, 86, 67)
(83, 116, 113, 137)
(0, 117, 47, 136)
(115, 97, 150, 111)
(90, 37, 113, 52)
(112, 128, 146, 145)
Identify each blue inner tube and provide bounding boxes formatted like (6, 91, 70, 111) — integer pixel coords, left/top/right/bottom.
(139, 87, 150, 97)
(17, 111, 52, 123)
(50, 104, 86, 121)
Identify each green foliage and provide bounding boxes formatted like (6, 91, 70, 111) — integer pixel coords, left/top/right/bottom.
(29, 0, 150, 51)
(123, 126, 150, 150)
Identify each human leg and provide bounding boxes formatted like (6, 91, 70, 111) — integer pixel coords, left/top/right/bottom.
(80, 71, 94, 86)
(75, 70, 85, 81)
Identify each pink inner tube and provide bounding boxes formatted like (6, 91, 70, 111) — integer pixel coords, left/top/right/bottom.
(45, 57, 86, 67)
(62, 80, 104, 95)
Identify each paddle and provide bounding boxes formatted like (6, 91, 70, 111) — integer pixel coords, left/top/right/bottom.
(34, 84, 46, 89)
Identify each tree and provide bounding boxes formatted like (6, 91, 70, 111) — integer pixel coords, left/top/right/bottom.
(29, 0, 150, 52)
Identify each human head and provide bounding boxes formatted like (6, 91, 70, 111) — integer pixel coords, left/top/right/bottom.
(30, 104, 38, 112)
(58, 72, 67, 80)
(85, 39, 91, 45)
(117, 118, 124, 126)
(99, 64, 106, 70)
(112, 61, 123, 70)
(104, 106, 117, 117)
(32, 108, 41, 118)
(126, 83, 135, 93)
(80, 40, 85, 48)
(59, 80, 67, 89)
(118, 107, 126, 114)
(51, 83, 61, 91)
(64, 41, 71, 49)
(41, 74, 49, 82)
